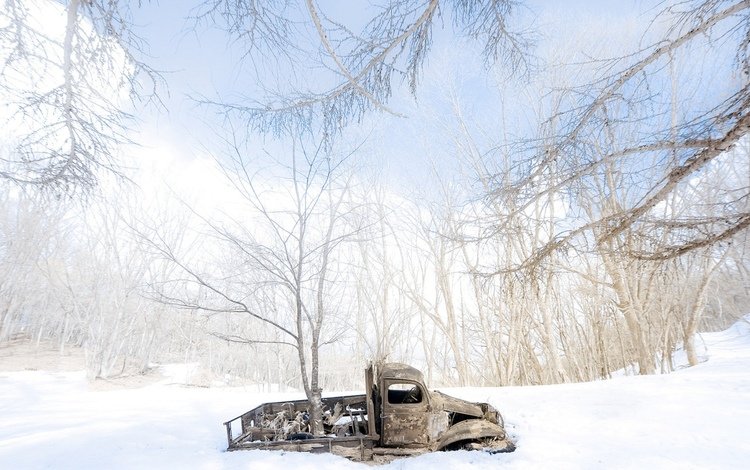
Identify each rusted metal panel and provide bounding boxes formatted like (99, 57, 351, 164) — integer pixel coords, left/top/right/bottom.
(377, 363, 424, 383)
(433, 419, 507, 451)
(427, 410, 450, 441)
(231, 436, 375, 460)
(365, 364, 379, 439)
(431, 391, 485, 418)
(382, 411, 429, 447)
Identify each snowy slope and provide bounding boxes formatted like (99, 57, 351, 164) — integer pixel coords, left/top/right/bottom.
(1, 318, 748, 469)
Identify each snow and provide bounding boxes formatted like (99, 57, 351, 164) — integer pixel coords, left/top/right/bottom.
(1, 317, 749, 469)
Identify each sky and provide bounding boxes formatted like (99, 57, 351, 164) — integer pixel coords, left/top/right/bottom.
(124, 0, 667, 197)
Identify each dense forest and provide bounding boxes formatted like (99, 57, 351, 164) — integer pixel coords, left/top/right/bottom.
(1, 0, 748, 396)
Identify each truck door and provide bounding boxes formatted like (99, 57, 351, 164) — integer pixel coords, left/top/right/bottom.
(381, 380, 429, 447)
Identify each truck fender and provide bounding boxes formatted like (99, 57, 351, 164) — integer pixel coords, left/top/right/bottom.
(433, 419, 506, 451)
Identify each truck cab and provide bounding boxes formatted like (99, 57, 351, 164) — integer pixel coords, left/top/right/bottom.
(368, 363, 511, 452)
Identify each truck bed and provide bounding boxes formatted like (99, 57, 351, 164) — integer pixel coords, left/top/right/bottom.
(223, 394, 372, 452)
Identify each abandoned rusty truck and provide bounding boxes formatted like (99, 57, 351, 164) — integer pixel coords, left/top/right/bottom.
(223, 363, 514, 462)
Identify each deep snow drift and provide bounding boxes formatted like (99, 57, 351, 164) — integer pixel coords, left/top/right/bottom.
(1, 318, 749, 469)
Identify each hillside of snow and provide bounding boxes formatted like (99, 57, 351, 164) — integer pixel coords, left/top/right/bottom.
(1, 317, 749, 469)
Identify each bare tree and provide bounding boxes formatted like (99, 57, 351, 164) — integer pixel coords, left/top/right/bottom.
(351, 182, 415, 364)
(0, 0, 160, 195)
(144, 134, 361, 434)
(197, 0, 530, 140)
(0, 190, 67, 343)
(490, 0, 750, 269)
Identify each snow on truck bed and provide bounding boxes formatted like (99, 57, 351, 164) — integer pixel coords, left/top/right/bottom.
(1, 318, 749, 470)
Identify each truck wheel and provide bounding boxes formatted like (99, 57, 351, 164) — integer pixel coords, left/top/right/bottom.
(463, 437, 516, 453)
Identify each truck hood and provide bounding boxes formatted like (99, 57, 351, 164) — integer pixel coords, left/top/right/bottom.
(431, 391, 490, 419)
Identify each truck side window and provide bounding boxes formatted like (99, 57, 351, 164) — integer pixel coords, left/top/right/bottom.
(387, 383, 423, 404)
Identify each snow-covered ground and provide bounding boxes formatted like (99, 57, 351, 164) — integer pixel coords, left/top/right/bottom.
(1, 318, 749, 469)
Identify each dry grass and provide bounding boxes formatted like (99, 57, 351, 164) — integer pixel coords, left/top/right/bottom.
(0, 337, 84, 372)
